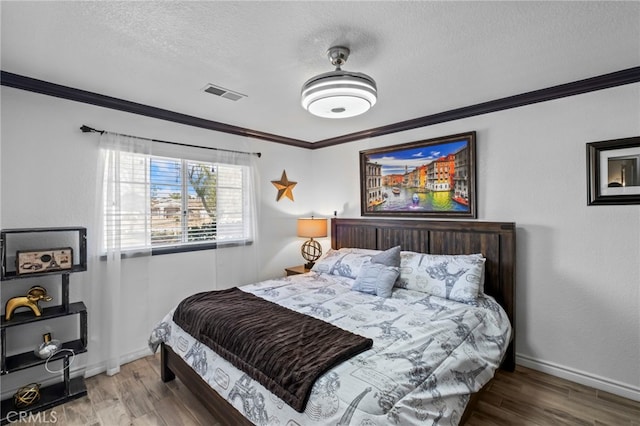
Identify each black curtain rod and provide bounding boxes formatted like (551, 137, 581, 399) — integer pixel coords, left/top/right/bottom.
(80, 125, 261, 158)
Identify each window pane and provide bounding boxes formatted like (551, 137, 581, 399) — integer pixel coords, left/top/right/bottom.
(151, 157, 183, 245)
(104, 151, 150, 250)
(186, 161, 217, 242)
(217, 165, 246, 242)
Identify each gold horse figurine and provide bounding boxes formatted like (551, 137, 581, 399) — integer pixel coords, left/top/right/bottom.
(5, 286, 53, 320)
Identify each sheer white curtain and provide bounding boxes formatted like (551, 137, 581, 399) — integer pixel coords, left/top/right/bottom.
(93, 132, 152, 376)
(213, 150, 261, 288)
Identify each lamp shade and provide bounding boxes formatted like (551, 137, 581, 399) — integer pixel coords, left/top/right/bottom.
(297, 218, 327, 238)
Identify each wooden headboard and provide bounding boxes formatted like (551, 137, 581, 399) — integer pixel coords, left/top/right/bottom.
(331, 218, 516, 371)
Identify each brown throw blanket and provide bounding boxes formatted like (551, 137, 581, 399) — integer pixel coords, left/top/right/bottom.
(173, 287, 373, 412)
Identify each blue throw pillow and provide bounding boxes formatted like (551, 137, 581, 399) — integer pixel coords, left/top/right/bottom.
(352, 260, 400, 298)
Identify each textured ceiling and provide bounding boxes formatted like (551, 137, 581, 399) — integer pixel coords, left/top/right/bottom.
(1, 1, 639, 143)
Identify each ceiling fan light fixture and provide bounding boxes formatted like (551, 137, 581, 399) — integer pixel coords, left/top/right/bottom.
(301, 46, 377, 119)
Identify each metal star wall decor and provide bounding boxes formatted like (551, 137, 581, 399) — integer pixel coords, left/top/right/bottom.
(271, 170, 297, 201)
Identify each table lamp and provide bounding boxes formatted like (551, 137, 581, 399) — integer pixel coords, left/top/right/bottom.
(297, 217, 327, 269)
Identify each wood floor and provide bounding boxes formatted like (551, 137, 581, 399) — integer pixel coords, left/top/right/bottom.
(20, 353, 640, 425)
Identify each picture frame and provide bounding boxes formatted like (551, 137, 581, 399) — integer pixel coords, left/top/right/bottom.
(586, 136, 640, 205)
(360, 131, 476, 218)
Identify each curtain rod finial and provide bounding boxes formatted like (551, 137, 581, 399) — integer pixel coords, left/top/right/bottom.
(80, 125, 104, 134)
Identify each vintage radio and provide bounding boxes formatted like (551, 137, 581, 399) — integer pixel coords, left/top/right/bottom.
(16, 248, 73, 275)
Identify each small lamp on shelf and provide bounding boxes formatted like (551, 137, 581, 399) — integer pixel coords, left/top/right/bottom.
(297, 217, 327, 269)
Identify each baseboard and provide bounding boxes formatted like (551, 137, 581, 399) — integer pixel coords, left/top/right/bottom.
(516, 353, 640, 402)
(84, 346, 154, 378)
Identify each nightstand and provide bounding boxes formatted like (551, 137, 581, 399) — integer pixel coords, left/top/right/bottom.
(285, 265, 310, 276)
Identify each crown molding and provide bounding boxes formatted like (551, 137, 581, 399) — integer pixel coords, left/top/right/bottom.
(0, 70, 312, 149)
(310, 66, 640, 149)
(2, 66, 639, 149)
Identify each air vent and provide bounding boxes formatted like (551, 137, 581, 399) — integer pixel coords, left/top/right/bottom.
(202, 84, 246, 101)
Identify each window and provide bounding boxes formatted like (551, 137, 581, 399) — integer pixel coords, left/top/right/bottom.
(102, 149, 254, 254)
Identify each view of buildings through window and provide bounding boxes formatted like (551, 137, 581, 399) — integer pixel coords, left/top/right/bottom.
(151, 157, 241, 246)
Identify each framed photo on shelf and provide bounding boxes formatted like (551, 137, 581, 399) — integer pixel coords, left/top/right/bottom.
(586, 136, 640, 205)
(360, 131, 476, 218)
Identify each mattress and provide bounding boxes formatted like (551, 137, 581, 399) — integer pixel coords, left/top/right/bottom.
(149, 271, 511, 425)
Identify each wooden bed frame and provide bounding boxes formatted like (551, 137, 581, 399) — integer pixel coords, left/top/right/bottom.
(161, 218, 516, 425)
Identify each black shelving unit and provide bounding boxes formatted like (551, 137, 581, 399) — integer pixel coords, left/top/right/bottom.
(0, 227, 88, 424)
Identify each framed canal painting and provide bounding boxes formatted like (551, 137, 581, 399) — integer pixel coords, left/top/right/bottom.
(360, 131, 477, 218)
(587, 136, 640, 205)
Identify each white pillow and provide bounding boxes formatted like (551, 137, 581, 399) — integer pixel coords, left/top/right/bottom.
(311, 247, 381, 278)
(397, 251, 486, 303)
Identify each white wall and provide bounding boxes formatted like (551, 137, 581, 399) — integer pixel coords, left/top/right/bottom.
(1, 82, 639, 402)
(311, 83, 640, 401)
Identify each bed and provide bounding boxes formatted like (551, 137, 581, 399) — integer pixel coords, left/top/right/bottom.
(149, 218, 516, 425)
